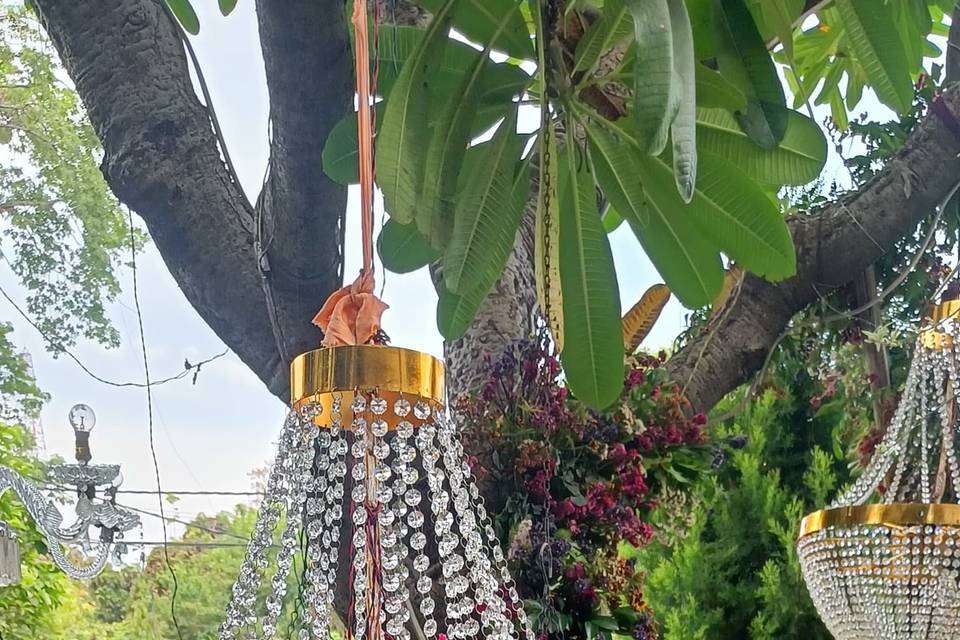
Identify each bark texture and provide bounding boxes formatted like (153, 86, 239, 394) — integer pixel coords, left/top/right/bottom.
(32, 0, 352, 399)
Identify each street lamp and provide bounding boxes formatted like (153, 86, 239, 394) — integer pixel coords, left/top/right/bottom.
(0, 405, 140, 584)
(68, 403, 96, 465)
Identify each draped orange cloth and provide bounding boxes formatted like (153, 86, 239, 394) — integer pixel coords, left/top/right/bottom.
(312, 271, 388, 347)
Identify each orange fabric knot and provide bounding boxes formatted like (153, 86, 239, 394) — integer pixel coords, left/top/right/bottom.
(312, 271, 389, 347)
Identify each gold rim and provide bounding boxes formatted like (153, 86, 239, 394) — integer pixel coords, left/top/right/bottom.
(919, 298, 960, 350)
(290, 345, 445, 408)
(799, 503, 960, 538)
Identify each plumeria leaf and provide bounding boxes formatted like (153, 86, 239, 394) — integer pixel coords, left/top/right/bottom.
(166, 0, 200, 35)
(558, 144, 623, 409)
(713, 0, 788, 148)
(377, 0, 460, 224)
(625, 0, 676, 154)
(377, 220, 440, 274)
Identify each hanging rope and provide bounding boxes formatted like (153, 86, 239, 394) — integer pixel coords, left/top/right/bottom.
(313, 0, 389, 347)
(353, 0, 376, 275)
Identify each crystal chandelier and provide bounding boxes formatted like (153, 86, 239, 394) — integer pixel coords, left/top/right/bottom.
(219, 346, 533, 640)
(0, 404, 141, 583)
(798, 299, 960, 639)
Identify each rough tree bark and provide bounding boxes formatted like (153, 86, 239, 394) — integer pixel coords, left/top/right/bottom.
(32, 0, 351, 399)
(28, 0, 960, 420)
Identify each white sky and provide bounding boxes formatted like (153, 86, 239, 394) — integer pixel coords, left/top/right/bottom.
(0, 3, 915, 549)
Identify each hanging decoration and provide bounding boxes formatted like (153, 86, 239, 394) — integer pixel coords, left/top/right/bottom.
(798, 298, 960, 639)
(218, 1, 534, 639)
(0, 404, 141, 583)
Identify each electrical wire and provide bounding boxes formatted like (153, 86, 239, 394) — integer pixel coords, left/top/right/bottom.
(0, 283, 228, 389)
(127, 209, 183, 640)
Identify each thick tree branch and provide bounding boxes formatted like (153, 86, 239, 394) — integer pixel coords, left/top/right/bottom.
(668, 85, 960, 412)
(254, 0, 353, 372)
(31, 0, 292, 395)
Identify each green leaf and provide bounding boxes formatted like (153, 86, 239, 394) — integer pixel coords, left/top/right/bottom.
(322, 102, 385, 185)
(638, 149, 795, 280)
(322, 99, 509, 185)
(574, 0, 633, 80)
(713, 0, 788, 148)
(412, 0, 533, 59)
(377, 0, 460, 225)
(668, 0, 697, 202)
(587, 122, 722, 307)
(444, 109, 524, 292)
(695, 107, 826, 186)
(695, 64, 748, 112)
(558, 144, 623, 410)
(419, 1, 522, 248)
(625, 0, 676, 154)
(436, 151, 529, 340)
(834, 0, 914, 113)
(602, 206, 625, 232)
(0, 127, 12, 145)
(218, 0, 238, 16)
(166, 0, 200, 35)
(374, 26, 530, 101)
(436, 274, 495, 340)
(378, 219, 440, 274)
(746, 0, 804, 59)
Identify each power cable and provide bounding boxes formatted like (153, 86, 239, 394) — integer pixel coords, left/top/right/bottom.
(127, 209, 184, 640)
(0, 282, 227, 388)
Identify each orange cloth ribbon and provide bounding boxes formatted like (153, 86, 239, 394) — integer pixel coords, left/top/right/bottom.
(312, 271, 389, 347)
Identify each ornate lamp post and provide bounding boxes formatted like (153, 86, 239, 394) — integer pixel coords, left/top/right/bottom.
(0, 404, 140, 583)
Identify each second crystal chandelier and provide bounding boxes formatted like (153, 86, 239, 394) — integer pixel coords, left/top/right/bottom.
(798, 298, 960, 639)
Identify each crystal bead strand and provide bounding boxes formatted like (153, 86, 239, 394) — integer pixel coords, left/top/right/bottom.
(363, 393, 395, 640)
(323, 399, 348, 635)
(888, 348, 926, 502)
(350, 394, 370, 640)
(437, 419, 504, 640)
(417, 418, 461, 637)
(220, 413, 299, 640)
(832, 344, 924, 508)
(443, 419, 533, 640)
(261, 418, 318, 638)
(945, 345, 960, 497)
(305, 430, 332, 640)
(395, 397, 438, 640)
(382, 396, 412, 640)
(921, 349, 936, 503)
(306, 397, 348, 640)
(421, 407, 478, 640)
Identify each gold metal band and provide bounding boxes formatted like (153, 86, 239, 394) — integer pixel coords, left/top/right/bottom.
(799, 503, 960, 538)
(289, 345, 445, 429)
(930, 299, 960, 324)
(919, 299, 960, 350)
(290, 345, 444, 406)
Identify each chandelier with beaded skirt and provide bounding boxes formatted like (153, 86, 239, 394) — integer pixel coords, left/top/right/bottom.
(218, 346, 534, 640)
(798, 298, 960, 640)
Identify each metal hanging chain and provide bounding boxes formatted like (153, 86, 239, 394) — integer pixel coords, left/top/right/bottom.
(540, 0, 559, 344)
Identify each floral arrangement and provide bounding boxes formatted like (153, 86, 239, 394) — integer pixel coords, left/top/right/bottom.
(457, 338, 717, 640)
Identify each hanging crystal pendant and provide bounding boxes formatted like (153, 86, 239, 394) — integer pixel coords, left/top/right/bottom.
(220, 345, 533, 640)
(798, 299, 960, 639)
